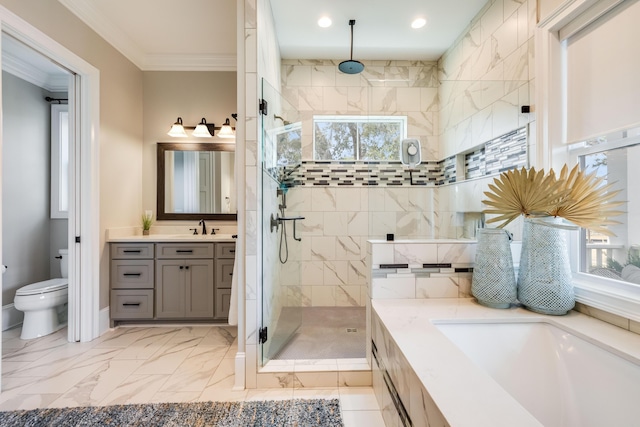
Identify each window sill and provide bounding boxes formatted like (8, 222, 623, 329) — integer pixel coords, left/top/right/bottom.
(573, 273, 640, 323)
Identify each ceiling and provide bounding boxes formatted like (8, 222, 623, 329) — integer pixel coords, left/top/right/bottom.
(56, 0, 488, 71)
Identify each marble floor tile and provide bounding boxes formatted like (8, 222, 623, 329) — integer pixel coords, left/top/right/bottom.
(159, 346, 227, 392)
(98, 374, 170, 406)
(339, 387, 381, 410)
(342, 409, 386, 427)
(1, 324, 383, 425)
(48, 359, 145, 408)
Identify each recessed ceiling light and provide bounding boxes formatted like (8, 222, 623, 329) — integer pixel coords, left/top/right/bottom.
(411, 17, 427, 29)
(318, 16, 332, 28)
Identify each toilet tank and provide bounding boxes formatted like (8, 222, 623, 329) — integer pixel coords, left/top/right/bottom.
(59, 249, 68, 278)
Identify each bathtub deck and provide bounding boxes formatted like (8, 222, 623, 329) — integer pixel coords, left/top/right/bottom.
(371, 298, 640, 427)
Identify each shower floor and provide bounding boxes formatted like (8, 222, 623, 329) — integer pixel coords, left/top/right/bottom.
(271, 307, 366, 360)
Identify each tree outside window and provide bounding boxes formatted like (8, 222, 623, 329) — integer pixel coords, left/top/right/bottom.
(313, 116, 407, 161)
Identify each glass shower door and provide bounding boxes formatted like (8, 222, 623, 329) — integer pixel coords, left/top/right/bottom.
(259, 78, 303, 366)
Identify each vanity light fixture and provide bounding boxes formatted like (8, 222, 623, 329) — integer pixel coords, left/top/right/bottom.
(167, 117, 188, 138)
(217, 118, 235, 138)
(192, 118, 214, 138)
(167, 117, 216, 138)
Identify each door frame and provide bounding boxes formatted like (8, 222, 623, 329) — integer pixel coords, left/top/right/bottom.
(0, 5, 100, 350)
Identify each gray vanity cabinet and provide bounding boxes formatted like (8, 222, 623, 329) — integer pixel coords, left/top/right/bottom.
(110, 240, 235, 324)
(155, 243, 214, 319)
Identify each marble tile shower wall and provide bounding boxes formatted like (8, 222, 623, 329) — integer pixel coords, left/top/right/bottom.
(438, 0, 536, 159)
(280, 59, 441, 162)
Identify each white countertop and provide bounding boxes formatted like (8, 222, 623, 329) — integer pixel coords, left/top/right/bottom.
(108, 234, 237, 243)
(371, 298, 640, 427)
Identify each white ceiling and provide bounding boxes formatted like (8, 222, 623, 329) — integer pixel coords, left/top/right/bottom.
(57, 0, 489, 70)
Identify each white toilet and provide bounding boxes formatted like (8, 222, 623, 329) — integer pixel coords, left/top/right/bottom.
(14, 249, 69, 340)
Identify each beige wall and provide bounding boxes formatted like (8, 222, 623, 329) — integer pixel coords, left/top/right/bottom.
(538, 0, 566, 22)
(0, 0, 144, 309)
(141, 71, 237, 225)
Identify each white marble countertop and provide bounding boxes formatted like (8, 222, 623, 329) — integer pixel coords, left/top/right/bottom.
(371, 298, 640, 427)
(108, 234, 237, 243)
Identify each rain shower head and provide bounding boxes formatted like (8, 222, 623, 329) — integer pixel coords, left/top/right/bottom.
(338, 19, 364, 74)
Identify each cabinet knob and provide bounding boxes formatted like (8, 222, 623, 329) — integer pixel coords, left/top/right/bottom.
(180, 266, 184, 270)
(185, 266, 190, 270)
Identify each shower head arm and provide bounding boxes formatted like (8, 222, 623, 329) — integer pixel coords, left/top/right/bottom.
(348, 19, 356, 60)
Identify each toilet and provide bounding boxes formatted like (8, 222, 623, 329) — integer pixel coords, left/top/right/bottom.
(14, 249, 69, 340)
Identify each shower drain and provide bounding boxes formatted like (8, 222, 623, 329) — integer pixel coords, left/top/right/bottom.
(346, 328, 358, 333)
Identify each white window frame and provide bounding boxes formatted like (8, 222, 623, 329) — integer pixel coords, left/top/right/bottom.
(537, 0, 640, 322)
(50, 103, 69, 218)
(312, 115, 407, 161)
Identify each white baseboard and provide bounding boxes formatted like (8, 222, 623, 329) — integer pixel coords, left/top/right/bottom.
(2, 303, 23, 331)
(233, 352, 246, 391)
(99, 306, 110, 336)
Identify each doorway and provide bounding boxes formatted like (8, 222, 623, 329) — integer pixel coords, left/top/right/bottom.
(0, 6, 101, 392)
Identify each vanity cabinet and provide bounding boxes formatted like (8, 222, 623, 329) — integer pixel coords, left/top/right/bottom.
(109, 240, 235, 323)
(156, 243, 214, 319)
(110, 243, 155, 320)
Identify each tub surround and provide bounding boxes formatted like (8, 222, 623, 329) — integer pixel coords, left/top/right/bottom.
(371, 298, 640, 427)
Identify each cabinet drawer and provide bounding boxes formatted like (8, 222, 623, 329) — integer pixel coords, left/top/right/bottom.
(215, 258, 235, 289)
(215, 243, 236, 259)
(215, 288, 231, 320)
(111, 289, 154, 319)
(111, 243, 154, 259)
(111, 260, 154, 289)
(156, 243, 214, 259)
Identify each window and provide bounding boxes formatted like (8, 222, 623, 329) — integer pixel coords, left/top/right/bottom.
(313, 115, 407, 161)
(50, 104, 69, 218)
(576, 137, 640, 289)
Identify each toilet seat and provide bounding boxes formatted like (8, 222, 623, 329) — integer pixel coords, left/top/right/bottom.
(16, 278, 68, 296)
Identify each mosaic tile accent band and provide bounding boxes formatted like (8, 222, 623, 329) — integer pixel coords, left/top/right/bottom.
(278, 127, 527, 188)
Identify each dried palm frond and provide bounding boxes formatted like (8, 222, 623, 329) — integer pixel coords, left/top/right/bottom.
(482, 167, 569, 228)
(550, 164, 624, 236)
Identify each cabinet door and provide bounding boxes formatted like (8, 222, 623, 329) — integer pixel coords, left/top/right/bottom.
(215, 288, 231, 320)
(215, 258, 235, 289)
(185, 259, 214, 318)
(156, 260, 186, 318)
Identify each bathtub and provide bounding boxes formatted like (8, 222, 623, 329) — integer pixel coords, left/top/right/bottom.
(436, 321, 640, 427)
(371, 299, 640, 427)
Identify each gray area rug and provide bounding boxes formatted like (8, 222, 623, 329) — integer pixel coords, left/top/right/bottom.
(0, 399, 343, 427)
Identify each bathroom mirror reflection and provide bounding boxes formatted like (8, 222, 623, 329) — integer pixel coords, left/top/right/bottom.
(156, 142, 237, 220)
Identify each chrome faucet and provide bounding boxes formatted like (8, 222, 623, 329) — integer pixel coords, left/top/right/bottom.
(199, 219, 207, 235)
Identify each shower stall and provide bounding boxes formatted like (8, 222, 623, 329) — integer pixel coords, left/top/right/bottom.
(259, 78, 368, 366)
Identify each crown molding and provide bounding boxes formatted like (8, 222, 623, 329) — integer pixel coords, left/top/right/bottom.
(59, 0, 236, 71)
(2, 51, 68, 91)
(141, 54, 237, 71)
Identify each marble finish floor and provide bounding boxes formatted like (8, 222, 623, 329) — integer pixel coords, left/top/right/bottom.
(1, 325, 383, 426)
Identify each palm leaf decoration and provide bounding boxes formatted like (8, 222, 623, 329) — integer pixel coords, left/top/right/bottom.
(549, 164, 624, 236)
(483, 164, 623, 235)
(482, 167, 569, 228)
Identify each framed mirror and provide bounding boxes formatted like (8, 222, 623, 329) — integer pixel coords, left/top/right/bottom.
(157, 142, 237, 220)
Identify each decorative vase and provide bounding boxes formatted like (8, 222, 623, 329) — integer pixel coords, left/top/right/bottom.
(517, 217, 575, 315)
(472, 228, 517, 309)
(143, 229, 150, 236)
